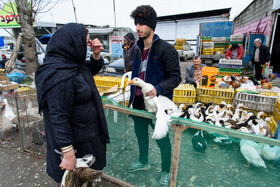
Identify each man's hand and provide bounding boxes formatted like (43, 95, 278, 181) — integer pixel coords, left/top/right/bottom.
(59, 149, 76, 171)
(146, 87, 157, 98)
(88, 38, 104, 60)
(249, 61, 252, 66)
(195, 81, 200, 86)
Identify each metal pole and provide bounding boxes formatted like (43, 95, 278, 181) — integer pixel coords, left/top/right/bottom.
(71, 0, 78, 23)
(113, 0, 116, 28)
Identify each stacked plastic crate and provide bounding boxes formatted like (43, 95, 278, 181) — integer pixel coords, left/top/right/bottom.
(212, 37, 226, 55)
(233, 91, 278, 113)
(201, 37, 214, 55)
(172, 84, 196, 105)
(174, 38, 185, 50)
(196, 84, 235, 104)
(230, 34, 244, 47)
(270, 99, 280, 135)
(218, 59, 242, 76)
(94, 75, 127, 93)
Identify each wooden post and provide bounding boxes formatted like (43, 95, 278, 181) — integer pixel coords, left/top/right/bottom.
(170, 124, 188, 187)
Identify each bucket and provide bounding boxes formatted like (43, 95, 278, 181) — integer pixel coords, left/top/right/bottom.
(201, 67, 219, 88)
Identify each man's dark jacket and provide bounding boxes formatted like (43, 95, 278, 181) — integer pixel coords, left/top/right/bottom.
(124, 43, 137, 71)
(251, 44, 270, 65)
(129, 34, 181, 106)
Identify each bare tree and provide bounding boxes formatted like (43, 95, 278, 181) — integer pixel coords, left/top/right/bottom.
(1, 0, 58, 75)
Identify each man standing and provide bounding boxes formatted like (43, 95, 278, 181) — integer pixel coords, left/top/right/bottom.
(123, 32, 136, 72)
(128, 5, 181, 186)
(249, 38, 270, 80)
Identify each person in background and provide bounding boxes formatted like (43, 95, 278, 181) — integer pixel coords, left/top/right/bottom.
(185, 56, 206, 88)
(128, 5, 181, 187)
(225, 43, 243, 60)
(35, 23, 110, 183)
(123, 32, 137, 72)
(249, 38, 271, 80)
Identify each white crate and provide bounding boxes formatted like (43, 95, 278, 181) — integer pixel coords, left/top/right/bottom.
(212, 37, 226, 43)
(219, 59, 242, 65)
(230, 34, 244, 39)
(233, 92, 278, 112)
(202, 42, 214, 48)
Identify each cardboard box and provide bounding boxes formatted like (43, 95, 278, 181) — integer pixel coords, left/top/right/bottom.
(0, 81, 19, 92)
(0, 76, 9, 81)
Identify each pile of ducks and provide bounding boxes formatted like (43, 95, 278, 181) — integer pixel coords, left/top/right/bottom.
(172, 101, 273, 138)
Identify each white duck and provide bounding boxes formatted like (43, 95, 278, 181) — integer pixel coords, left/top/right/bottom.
(239, 139, 266, 168)
(171, 104, 186, 117)
(261, 144, 280, 161)
(128, 78, 178, 139)
(231, 108, 242, 122)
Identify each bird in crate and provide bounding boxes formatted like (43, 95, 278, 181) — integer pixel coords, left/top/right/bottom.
(127, 78, 178, 139)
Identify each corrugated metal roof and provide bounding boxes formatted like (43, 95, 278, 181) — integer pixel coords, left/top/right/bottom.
(157, 8, 231, 22)
(88, 28, 114, 34)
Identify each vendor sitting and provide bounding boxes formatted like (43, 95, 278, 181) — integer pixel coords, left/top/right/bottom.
(185, 56, 206, 87)
(225, 43, 243, 60)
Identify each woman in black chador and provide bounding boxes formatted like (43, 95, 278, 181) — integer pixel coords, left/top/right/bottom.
(35, 23, 110, 183)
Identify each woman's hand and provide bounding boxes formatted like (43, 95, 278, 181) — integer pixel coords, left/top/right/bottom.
(88, 38, 104, 60)
(59, 149, 76, 171)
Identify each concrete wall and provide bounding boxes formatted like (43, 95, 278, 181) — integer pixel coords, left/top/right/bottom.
(233, 0, 275, 46)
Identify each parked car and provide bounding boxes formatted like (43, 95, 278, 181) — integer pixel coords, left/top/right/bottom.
(86, 47, 109, 73)
(104, 58, 125, 77)
(1, 37, 46, 66)
(87, 46, 112, 62)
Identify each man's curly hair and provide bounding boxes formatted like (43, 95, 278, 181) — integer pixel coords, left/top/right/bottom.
(130, 5, 157, 30)
(131, 5, 156, 20)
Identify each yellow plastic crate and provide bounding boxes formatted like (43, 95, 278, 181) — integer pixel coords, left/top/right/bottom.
(175, 46, 183, 50)
(17, 87, 37, 96)
(275, 99, 280, 111)
(94, 76, 127, 93)
(173, 84, 196, 105)
(218, 72, 241, 76)
(269, 115, 278, 135)
(196, 85, 235, 104)
(257, 90, 279, 97)
(273, 107, 280, 122)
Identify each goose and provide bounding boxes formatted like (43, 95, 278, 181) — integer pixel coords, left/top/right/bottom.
(261, 144, 280, 161)
(222, 110, 233, 121)
(250, 119, 266, 136)
(239, 110, 248, 122)
(257, 112, 267, 119)
(190, 108, 204, 122)
(238, 126, 250, 133)
(260, 117, 271, 130)
(236, 103, 247, 110)
(239, 139, 266, 168)
(128, 78, 178, 139)
(231, 116, 256, 130)
(205, 105, 214, 116)
(231, 108, 242, 122)
(171, 104, 186, 117)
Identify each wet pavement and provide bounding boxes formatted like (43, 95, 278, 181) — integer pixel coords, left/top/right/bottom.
(0, 146, 58, 187)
